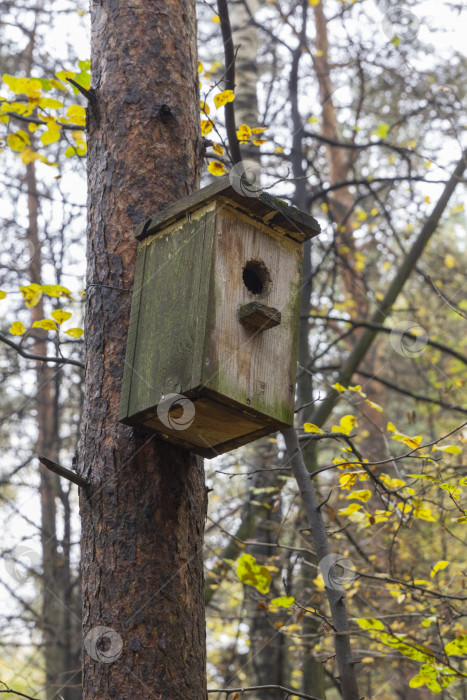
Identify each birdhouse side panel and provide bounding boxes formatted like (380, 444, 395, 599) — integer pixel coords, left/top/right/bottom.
(201, 205, 303, 426)
(120, 208, 216, 421)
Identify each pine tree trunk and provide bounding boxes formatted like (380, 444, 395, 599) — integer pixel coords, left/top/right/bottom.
(79, 2, 206, 698)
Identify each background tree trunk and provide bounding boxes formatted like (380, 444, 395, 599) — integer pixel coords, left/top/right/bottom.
(78, 2, 207, 698)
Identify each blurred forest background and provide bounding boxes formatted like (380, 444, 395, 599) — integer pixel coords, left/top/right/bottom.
(0, 0, 466, 698)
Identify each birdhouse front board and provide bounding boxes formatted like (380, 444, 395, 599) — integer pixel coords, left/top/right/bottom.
(119, 177, 320, 457)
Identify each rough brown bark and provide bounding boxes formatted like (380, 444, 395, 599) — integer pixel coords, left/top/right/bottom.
(78, 2, 206, 699)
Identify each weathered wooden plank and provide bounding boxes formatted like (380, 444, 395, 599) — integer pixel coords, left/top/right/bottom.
(201, 204, 302, 425)
(135, 176, 320, 243)
(239, 302, 281, 331)
(121, 388, 289, 457)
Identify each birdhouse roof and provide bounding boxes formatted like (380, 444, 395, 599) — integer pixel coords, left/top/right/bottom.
(135, 175, 321, 244)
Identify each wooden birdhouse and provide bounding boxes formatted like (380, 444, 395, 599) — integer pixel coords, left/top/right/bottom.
(119, 176, 320, 457)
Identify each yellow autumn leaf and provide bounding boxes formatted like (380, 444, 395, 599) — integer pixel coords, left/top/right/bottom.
(303, 423, 324, 434)
(0, 290, 6, 299)
(270, 596, 295, 608)
(236, 553, 271, 594)
(51, 309, 72, 325)
(9, 321, 27, 336)
(236, 123, 252, 142)
(332, 414, 358, 436)
(387, 423, 422, 449)
(339, 472, 359, 489)
(251, 127, 268, 134)
(40, 284, 71, 298)
(49, 78, 67, 91)
(55, 70, 76, 83)
(212, 142, 224, 156)
(2, 75, 41, 98)
(19, 283, 42, 308)
(38, 97, 64, 110)
(65, 328, 84, 338)
(380, 474, 406, 489)
(211, 13, 220, 23)
(7, 131, 30, 152)
(433, 444, 462, 455)
(355, 618, 384, 631)
(21, 147, 41, 165)
(332, 382, 347, 392)
(33, 319, 58, 331)
(200, 119, 213, 137)
(253, 139, 267, 146)
(200, 100, 210, 115)
(365, 399, 383, 412)
(39, 156, 59, 167)
(338, 503, 362, 516)
(430, 560, 449, 578)
(40, 128, 61, 146)
(208, 160, 227, 177)
(445, 635, 467, 656)
(346, 489, 372, 502)
(413, 500, 437, 522)
(214, 90, 235, 109)
(392, 432, 422, 449)
(66, 104, 86, 125)
(439, 483, 461, 498)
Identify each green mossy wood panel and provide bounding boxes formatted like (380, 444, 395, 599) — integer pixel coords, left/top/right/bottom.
(119, 206, 216, 421)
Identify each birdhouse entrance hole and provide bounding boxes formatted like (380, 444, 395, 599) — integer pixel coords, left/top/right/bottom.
(242, 259, 271, 296)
